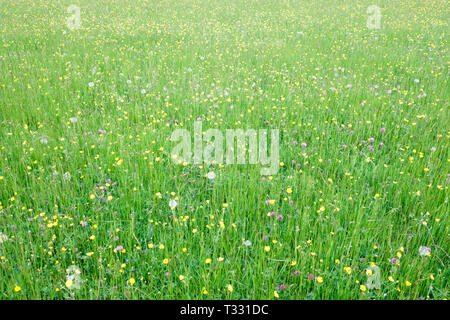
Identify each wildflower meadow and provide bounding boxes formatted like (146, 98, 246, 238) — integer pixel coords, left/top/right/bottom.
(0, 0, 448, 300)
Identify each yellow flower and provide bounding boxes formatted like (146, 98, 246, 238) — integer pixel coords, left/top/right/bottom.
(65, 279, 73, 288)
(316, 276, 323, 283)
(129, 278, 136, 285)
(227, 284, 233, 292)
(179, 275, 185, 281)
(366, 269, 373, 276)
(344, 267, 352, 275)
(107, 195, 113, 201)
(89, 194, 95, 200)
(264, 246, 270, 252)
(360, 285, 367, 292)
(405, 281, 411, 287)
(14, 286, 21, 292)
(286, 187, 292, 194)
(163, 258, 169, 264)
(430, 274, 434, 281)
(290, 260, 297, 266)
(274, 291, 279, 298)
(205, 258, 212, 264)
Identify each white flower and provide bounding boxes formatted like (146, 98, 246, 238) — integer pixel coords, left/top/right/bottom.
(141, 89, 146, 94)
(66, 265, 82, 290)
(88, 81, 94, 87)
(0, 233, 8, 244)
(419, 246, 430, 256)
(63, 172, 71, 181)
(169, 199, 178, 209)
(70, 117, 78, 123)
(40, 137, 48, 144)
(207, 171, 216, 180)
(243, 240, 252, 247)
(414, 79, 420, 83)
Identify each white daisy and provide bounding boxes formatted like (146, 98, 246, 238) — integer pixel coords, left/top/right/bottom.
(207, 171, 216, 180)
(419, 246, 430, 256)
(169, 199, 178, 209)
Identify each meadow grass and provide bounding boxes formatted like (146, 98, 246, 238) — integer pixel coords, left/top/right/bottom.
(0, 0, 448, 299)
